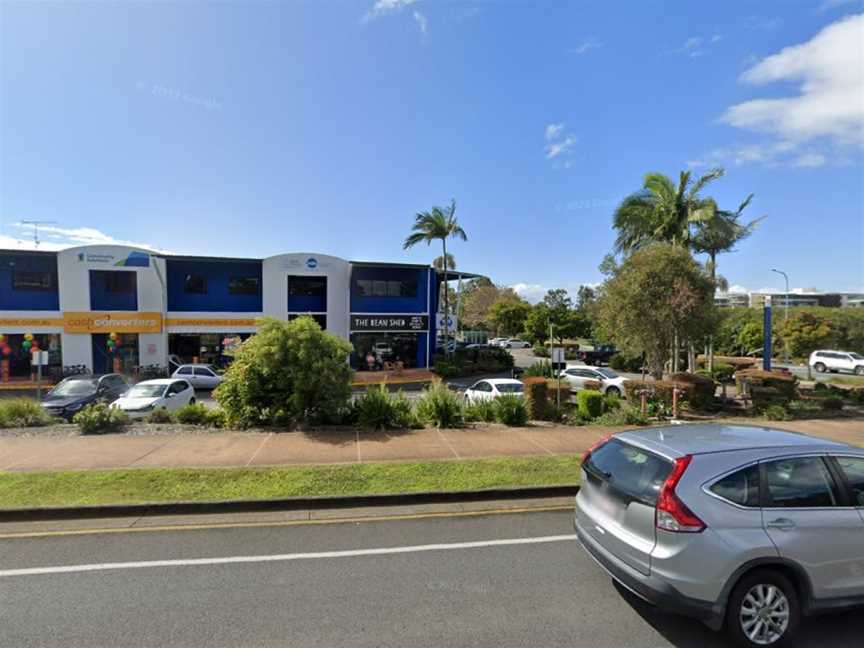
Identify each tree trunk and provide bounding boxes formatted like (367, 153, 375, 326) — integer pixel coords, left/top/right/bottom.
(708, 251, 716, 373)
(442, 237, 449, 356)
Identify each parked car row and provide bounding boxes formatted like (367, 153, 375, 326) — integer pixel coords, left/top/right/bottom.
(39, 364, 223, 421)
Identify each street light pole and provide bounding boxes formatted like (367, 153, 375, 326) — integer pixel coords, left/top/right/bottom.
(771, 268, 790, 363)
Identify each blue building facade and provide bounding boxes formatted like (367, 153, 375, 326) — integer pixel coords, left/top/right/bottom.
(0, 247, 459, 375)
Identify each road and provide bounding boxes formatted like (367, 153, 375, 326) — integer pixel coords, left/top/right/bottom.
(2, 510, 861, 647)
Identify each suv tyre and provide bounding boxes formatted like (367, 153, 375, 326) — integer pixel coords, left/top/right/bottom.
(726, 569, 800, 648)
(813, 362, 826, 373)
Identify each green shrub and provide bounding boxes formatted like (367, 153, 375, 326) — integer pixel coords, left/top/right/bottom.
(822, 397, 844, 411)
(463, 398, 497, 423)
(762, 404, 792, 421)
(594, 406, 649, 426)
(813, 381, 827, 392)
(533, 344, 550, 357)
(609, 353, 643, 373)
(433, 356, 462, 378)
(523, 361, 554, 378)
(74, 403, 129, 435)
(494, 394, 529, 426)
(354, 385, 416, 430)
(711, 362, 735, 384)
(173, 403, 210, 425)
(216, 316, 353, 428)
(577, 390, 604, 419)
(415, 380, 463, 428)
(603, 393, 622, 412)
(735, 369, 798, 407)
(204, 408, 227, 428)
(146, 408, 174, 424)
(0, 398, 54, 428)
(667, 372, 717, 410)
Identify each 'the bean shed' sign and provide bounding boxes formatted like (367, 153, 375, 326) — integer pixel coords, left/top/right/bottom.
(350, 315, 428, 332)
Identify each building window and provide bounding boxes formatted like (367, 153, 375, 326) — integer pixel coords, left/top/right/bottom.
(184, 274, 207, 294)
(12, 271, 53, 291)
(288, 276, 327, 297)
(104, 271, 137, 294)
(355, 279, 417, 298)
(288, 313, 327, 329)
(229, 276, 259, 295)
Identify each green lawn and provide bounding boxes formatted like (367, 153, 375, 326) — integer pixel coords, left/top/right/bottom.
(0, 456, 582, 509)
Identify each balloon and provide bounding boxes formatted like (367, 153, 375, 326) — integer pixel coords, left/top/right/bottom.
(22, 340, 31, 350)
(0, 334, 5, 344)
(109, 332, 118, 341)
(107, 340, 115, 347)
(24, 333, 34, 341)
(2, 346, 10, 356)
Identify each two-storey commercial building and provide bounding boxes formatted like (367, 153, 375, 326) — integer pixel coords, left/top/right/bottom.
(0, 245, 471, 380)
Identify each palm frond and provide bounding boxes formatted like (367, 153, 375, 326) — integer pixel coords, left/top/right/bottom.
(687, 168, 725, 199)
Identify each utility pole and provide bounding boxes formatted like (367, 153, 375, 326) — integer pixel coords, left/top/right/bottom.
(771, 268, 790, 363)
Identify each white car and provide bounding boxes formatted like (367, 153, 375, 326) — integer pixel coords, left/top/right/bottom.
(110, 379, 195, 419)
(557, 365, 627, 397)
(463, 378, 524, 404)
(172, 364, 224, 389)
(809, 350, 864, 375)
(488, 337, 507, 347)
(502, 338, 530, 349)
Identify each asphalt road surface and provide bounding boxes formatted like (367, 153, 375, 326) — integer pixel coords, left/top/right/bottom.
(2, 509, 861, 647)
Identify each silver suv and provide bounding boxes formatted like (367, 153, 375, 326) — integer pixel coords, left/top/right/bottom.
(575, 424, 864, 647)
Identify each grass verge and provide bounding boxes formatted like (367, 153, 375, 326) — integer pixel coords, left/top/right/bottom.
(0, 456, 581, 509)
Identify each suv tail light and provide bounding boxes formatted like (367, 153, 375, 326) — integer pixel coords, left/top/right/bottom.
(582, 434, 612, 463)
(655, 455, 706, 533)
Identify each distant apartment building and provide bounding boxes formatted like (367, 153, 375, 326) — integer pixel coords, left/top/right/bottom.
(715, 291, 864, 309)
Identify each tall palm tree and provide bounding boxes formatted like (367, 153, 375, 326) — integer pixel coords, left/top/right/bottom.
(612, 169, 724, 254)
(403, 200, 467, 353)
(692, 194, 764, 370)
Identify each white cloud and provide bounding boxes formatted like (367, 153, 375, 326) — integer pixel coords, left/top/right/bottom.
(1, 224, 172, 253)
(413, 10, 427, 36)
(568, 38, 602, 55)
(723, 14, 864, 147)
(686, 140, 826, 168)
(792, 151, 828, 167)
(711, 33, 723, 43)
(671, 35, 717, 58)
(544, 122, 577, 160)
(510, 283, 548, 304)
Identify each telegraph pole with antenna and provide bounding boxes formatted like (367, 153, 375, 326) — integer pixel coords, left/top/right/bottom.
(18, 221, 58, 247)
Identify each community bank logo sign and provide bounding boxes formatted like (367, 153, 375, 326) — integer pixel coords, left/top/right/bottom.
(305, 257, 318, 269)
(76, 251, 150, 267)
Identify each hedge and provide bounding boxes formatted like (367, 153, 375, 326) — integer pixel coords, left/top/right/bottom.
(735, 368, 798, 407)
(667, 372, 717, 409)
(577, 390, 604, 418)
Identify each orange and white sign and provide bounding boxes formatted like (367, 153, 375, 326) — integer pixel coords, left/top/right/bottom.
(165, 318, 258, 328)
(0, 317, 64, 328)
(62, 312, 163, 334)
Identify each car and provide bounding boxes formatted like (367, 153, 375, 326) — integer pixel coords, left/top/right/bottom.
(557, 365, 627, 397)
(109, 379, 195, 419)
(575, 424, 864, 648)
(463, 343, 490, 350)
(502, 338, 530, 349)
(171, 364, 224, 389)
(463, 378, 524, 404)
(809, 350, 864, 375)
(373, 342, 393, 357)
(40, 373, 129, 421)
(488, 337, 507, 347)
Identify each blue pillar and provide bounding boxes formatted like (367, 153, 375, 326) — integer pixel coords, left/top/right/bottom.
(763, 296, 772, 372)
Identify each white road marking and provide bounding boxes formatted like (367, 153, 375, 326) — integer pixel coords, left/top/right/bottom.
(0, 534, 578, 578)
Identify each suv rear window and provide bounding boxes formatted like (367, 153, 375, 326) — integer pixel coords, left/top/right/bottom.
(710, 464, 760, 507)
(585, 439, 672, 505)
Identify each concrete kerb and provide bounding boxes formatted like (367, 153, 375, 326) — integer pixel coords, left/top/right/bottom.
(0, 484, 580, 523)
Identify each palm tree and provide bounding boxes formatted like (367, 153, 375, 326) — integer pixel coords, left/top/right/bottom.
(432, 253, 456, 272)
(692, 194, 764, 370)
(403, 200, 467, 354)
(612, 169, 724, 254)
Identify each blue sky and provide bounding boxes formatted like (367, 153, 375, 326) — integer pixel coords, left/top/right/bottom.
(1, 0, 862, 301)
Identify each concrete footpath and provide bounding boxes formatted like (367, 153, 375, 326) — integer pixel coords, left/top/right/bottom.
(1, 418, 863, 473)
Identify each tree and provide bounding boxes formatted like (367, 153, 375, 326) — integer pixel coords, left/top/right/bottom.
(576, 285, 596, 310)
(403, 199, 467, 350)
(612, 169, 724, 254)
(521, 289, 591, 345)
(691, 194, 763, 369)
(432, 253, 456, 272)
(595, 244, 717, 378)
(487, 298, 532, 336)
(461, 281, 516, 330)
(779, 312, 835, 358)
(215, 317, 353, 427)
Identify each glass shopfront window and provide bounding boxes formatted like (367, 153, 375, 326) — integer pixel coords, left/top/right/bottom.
(0, 333, 62, 379)
(350, 333, 419, 370)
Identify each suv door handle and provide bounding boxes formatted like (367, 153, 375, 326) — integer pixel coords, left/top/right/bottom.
(766, 518, 796, 531)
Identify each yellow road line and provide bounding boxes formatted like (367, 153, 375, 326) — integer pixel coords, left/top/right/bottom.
(0, 504, 572, 540)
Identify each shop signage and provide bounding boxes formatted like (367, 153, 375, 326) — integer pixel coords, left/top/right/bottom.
(62, 312, 163, 334)
(76, 250, 150, 267)
(436, 313, 457, 330)
(350, 315, 428, 332)
(0, 317, 64, 329)
(165, 318, 258, 328)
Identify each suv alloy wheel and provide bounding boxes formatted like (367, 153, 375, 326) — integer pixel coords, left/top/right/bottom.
(813, 362, 826, 373)
(726, 569, 800, 647)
